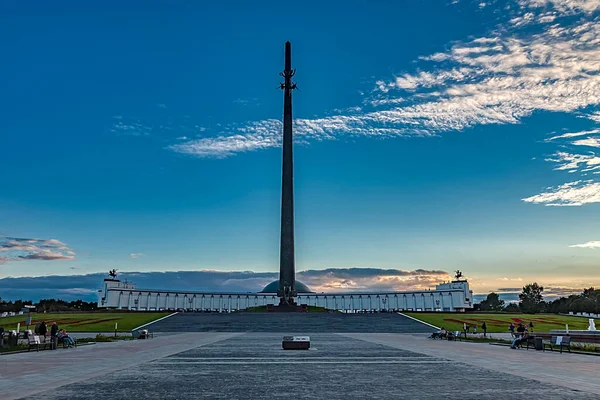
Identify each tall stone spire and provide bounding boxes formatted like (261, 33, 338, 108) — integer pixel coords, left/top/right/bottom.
(278, 41, 297, 305)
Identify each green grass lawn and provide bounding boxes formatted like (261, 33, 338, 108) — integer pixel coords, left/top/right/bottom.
(0, 312, 171, 332)
(404, 312, 592, 333)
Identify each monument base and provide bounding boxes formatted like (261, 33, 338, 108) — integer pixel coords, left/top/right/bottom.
(269, 303, 306, 312)
(282, 336, 310, 350)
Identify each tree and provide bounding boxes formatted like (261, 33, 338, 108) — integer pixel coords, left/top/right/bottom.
(504, 303, 520, 312)
(519, 283, 544, 313)
(479, 292, 505, 311)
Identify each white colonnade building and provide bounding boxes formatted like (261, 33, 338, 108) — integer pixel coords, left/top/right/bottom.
(97, 278, 473, 312)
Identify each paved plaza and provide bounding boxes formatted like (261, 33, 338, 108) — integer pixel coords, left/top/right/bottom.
(1, 314, 599, 399)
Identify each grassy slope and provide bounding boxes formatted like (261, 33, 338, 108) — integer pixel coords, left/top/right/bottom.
(404, 312, 592, 333)
(0, 312, 170, 332)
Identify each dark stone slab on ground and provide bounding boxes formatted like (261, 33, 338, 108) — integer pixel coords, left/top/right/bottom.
(31, 333, 596, 400)
(147, 312, 434, 333)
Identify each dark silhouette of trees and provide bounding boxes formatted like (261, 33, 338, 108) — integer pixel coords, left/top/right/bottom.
(0, 298, 97, 313)
(504, 303, 520, 312)
(519, 283, 544, 313)
(546, 287, 600, 314)
(479, 292, 505, 311)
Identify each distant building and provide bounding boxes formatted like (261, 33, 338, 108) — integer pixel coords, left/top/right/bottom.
(97, 278, 473, 312)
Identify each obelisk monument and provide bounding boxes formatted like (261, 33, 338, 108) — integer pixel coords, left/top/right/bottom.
(278, 41, 297, 306)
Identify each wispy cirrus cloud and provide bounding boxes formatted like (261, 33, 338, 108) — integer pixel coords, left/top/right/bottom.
(569, 240, 600, 248)
(166, 0, 600, 167)
(0, 236, 75, 264)
(111, 118, 152, 137)
(523, 125, 600, 205)
(129, 253, 144, 259)
(520, 0, 600, 15)
(497, 277, 523, 282)
(522, 180, 600, 206)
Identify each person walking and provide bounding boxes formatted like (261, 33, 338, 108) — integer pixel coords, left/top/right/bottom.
(482, 322, 487, 337)
(38, 321, 47, 339)
(50, 322, 59, 350)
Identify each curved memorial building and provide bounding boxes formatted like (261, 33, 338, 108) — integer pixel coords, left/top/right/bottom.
(97, 278, 473, 312)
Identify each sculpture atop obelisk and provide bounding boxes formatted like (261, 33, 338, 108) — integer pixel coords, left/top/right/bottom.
(278, 41, 297, 306)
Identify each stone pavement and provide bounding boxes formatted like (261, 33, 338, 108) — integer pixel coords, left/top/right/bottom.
(343, 333, 600, 395)
(0, 332, 241, 400)
(0, 332, 597, 399)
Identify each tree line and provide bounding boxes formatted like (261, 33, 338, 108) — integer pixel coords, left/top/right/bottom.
(478, 283, 600, 314)
(0, 298, 97, 313)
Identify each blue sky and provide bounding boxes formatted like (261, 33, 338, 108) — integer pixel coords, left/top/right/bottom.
(1, 0, 600, 300)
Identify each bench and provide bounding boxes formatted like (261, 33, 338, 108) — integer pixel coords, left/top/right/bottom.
(445, 331, 463, 341)
(133, 329, 154, 339)
(544, 336, 571, 353)
(57, 335, 77, 348)
(521, 336, 536, 350)
(430, 332, 447, 339)
(28, 335, 51, 352)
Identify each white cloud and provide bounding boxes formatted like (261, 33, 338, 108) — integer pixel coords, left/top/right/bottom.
(0, 236, 75, 263)
(547, 151, 600, 173)
(586, 111, 600, 123)
(573, 137, 600, 148)
(168, 2, 600, 161)
(569, 240, 600, 248)
(111, 120, 152, 136)
(522, 180, 600, 205)
(158, 0, 600, 207)
(546, 128, 600, 141)
(520, 0, 600, 15)
(129, 253, 145, 259)
(529, 122, 600, 205)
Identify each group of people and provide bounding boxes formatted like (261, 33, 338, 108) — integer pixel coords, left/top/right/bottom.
(432, 320, 536, 344)
(462, 322, 488, 337)
(431, 322, 488, 339)
(431, 327, 449, 339)
(509, 322, 534, 349)
(509, 321, 534, 337)
(35, 321, 76, 349)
